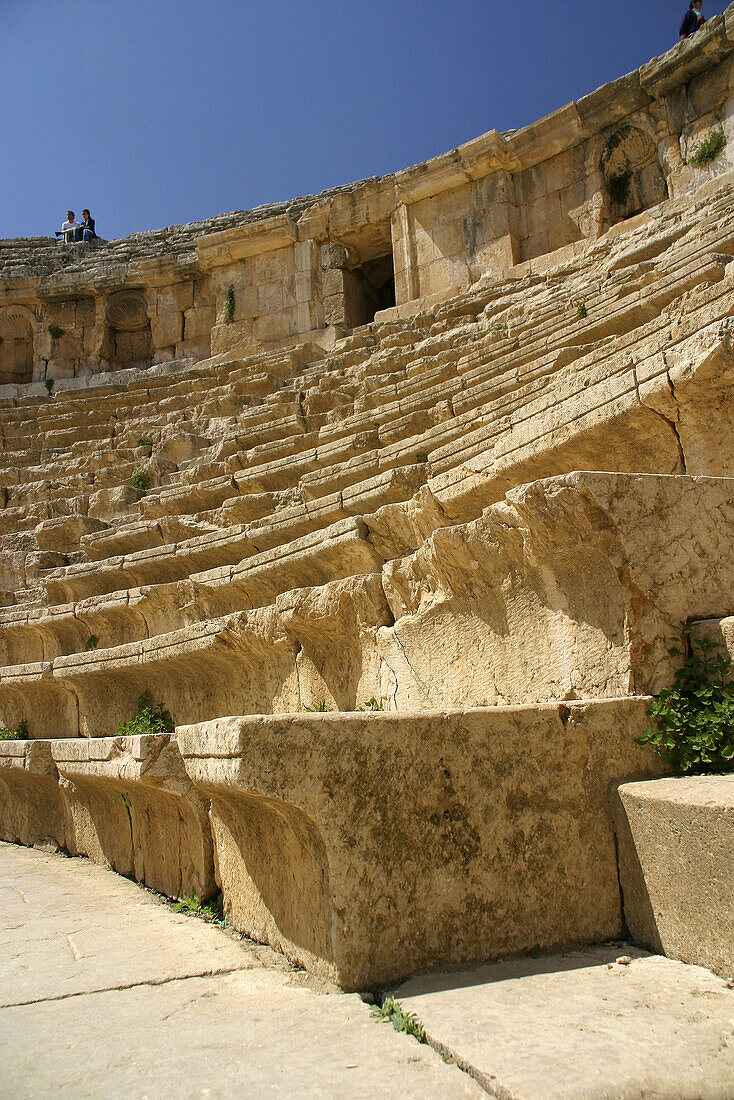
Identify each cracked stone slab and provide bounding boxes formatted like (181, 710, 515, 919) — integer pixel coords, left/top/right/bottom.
(0, 843, 482, 1098)
(395, 947, 734, 1100)
(0, 969, 484, 1099)
(0, 842, 263, 1008)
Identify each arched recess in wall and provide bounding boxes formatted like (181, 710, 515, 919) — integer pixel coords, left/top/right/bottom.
(103, 290, 152, 369)
(0, 306, 35, 385)
(600, 125, 668, 223)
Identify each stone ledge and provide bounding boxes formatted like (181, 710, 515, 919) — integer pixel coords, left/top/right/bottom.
(612, 775, 734, 977)
(178, 699, 662, 989)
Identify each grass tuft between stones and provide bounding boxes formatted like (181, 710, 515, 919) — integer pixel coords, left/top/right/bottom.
(371, 996, 427, 1043)
(170, 891, 225, 924)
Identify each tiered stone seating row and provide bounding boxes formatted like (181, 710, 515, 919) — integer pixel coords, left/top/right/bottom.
(0, 175, 732, 740)
(0, 698, 660, 988)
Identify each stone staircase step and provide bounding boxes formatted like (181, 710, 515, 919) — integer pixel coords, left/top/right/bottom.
(176, 699, 659, 988)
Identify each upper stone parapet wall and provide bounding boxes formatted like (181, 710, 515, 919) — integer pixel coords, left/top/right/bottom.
(1, 5, 733, 385)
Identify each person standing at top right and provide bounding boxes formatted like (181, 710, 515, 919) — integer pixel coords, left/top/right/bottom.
(680, 0, 705, 39)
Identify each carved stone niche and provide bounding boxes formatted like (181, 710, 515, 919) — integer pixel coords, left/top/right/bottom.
(601, 125, 668, 222)
(103, 289, 152, 369)
(0, 305, 35, 385)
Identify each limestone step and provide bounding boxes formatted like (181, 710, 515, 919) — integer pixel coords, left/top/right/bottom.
(42, 513, 383, 604)
(51, 734, 216, 900)
(612, 775, 734, 979)
(0, 572, 391, 736)
(176, 700, 661, 988)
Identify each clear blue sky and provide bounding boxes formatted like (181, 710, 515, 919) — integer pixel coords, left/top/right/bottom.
(1, 0, 723, 240)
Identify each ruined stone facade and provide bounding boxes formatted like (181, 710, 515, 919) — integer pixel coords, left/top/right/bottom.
(1, 13, 733, 988)
(2, 11, 734, 385)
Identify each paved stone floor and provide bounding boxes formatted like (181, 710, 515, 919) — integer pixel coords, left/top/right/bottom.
(396, 950, 734, 1099)
(1, 842, 733, 1099)
(0, 843, 481, 1098)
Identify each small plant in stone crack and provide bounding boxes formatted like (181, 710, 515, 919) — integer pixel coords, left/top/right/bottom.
(224, 286, 236, 324)
(574, 295, 589, 319)
(85, 635, 99, 651)
(112, 791, 131, 808)
(690, 129, 726, 168)
(0, 719, 29, 741)
(137, 437, 154, 449)
(47, 325, 64, 340)
(485, 321, 509, 335)
(371, 997, 427, 1043)
(131, 470, 151, 492)
(304, 699, 327, 712)
(358, 697, 383, 711)
(44, 379, 54, 395)
(114, 692, 174, 737)
(171, 892, 225, 924)
(638, 623, 734, 775)
(415, 452, 429, 464)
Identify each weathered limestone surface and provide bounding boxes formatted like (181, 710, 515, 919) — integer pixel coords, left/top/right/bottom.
(395, 949, 734, 1100)
(613, 776, 734, 978)
(0, 739, 68, 850)
(177, 700, 661, 989)
(0, 843, 482, 1098)
(52, 734, 215, 900)
(378, 472, 734, 709)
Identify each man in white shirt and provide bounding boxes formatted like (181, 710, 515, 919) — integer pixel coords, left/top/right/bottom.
(55, 211, 79, 243)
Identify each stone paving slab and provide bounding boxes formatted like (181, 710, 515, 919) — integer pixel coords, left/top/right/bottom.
(395, 947, 734, 1100)
(0, 843, 261, 1007)
(0, 843, 482, 1098)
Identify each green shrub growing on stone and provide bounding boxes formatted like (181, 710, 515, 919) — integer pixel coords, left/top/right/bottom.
(638, 624, 734, 775)
(171, 892, 224, 923)
(0, 719, 29, 741)
(137, 437, 154, 449)
(114, 692, 174, 737)
(225, 286, 236, 323)
(371, 997, 426, 1043)
(47, 325, 64, 340)
(690, 130, 726, 168)
(131, 470, 151, 492)
(44, 379, 54, 395)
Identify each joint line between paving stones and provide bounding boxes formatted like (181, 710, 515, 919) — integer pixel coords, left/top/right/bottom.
(0, 965, 248, 1010)
(421, 1029, 518, 1099)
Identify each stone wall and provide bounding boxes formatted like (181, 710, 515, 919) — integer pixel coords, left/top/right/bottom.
(2, 8, 734, 385)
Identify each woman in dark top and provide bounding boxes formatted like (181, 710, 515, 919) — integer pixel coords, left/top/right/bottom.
(680, 1, 705, 39)
(75, 210, 96, 242)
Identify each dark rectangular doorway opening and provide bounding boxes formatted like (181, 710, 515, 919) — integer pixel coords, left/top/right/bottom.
(347, 253, 396, 328)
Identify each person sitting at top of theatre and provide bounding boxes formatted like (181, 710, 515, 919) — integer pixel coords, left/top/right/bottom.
(680, 0, 705, 39)
(55, 211, 79, 242)
(75, 210, 96, 242)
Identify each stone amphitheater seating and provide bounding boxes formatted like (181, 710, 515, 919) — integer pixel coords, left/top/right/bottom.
(1, 26, 734, 988)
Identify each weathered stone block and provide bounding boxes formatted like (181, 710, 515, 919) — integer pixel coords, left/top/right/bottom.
(51, 734, 216, 900)
(0, 740, 69, 850)
(178, 699, 661, 989)
(613, 776, 734, 977)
